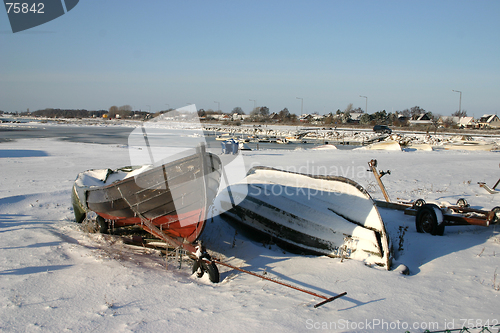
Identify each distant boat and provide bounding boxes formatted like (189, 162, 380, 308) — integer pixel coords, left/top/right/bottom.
(218, 167, 392, 269)
(72, 147, 222, 243)
(441, 141, 496, 151)
(311, 144, 338, 150)
(403, 143, 433, 151)
(361, 140, 401, 151)
(216, 134, 234, 141)
(238, 142, 252, 151)
(286, 137, 305, 143)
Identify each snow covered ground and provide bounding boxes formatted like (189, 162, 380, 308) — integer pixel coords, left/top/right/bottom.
(1, 125, 500, 332)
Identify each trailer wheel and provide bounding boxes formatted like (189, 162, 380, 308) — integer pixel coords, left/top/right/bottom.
(192, 258, 220, 283)
(491, 206, 500, 224)
(456, 198, 470, 208)
(416, 204, 445, 236)
(96, 216, 108, 234)
(413, 199, 426, 208)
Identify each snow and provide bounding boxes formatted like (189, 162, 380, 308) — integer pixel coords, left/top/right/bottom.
(1, 124, 500, 332)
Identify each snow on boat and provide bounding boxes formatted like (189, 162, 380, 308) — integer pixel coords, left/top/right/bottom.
(360, 140, 401, 151)
(441, 141, 496, 151)
(218, 167, 392, 269)
(72, 146, 222, 243)
(286, 137, 306, 143)
(311, 144, 338, 150)
(238, 142, 252, 151)
(216, 134, 234, 141)
(402, 143, 433, 151)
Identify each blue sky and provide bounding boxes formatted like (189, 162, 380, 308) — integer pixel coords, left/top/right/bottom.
(1, 0, 499, 116)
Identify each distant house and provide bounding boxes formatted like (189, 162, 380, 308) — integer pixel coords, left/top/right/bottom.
(299, 114, 314, 123)
(409, 113, 433, 126)
(312, 114, 325, 123)
(437, 116, 476, 128)
(458, 116, 475, 128)
(269, 112, 280, 122)
(415, 113, 432, 121)
(209, 114, 230, 121)
(477, 114, 500, 128)
(349, 112, 364, 124)
(231, 113, 249, 121)
(396, 114, 409, 124)
(234, 114, 250, 121)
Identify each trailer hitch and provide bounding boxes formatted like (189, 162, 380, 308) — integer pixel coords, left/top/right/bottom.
(368, 159, 391, 202)
(367, 160, 391, 178)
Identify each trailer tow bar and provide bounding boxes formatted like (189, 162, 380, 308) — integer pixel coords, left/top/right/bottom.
(209, 257, 347, 308)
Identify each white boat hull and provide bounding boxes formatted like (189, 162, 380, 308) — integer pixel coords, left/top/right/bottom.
(218, 167, 392, 269)
(442, 141, 495, 151)
(362, 140, 401, 151)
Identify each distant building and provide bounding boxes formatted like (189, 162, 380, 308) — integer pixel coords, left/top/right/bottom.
(349, 112, 364, 124)
(269, 112, 280, 122)
(477, 114, 500, 128)
(299, 113, 324, 124)
(299, 114, 313, 122)
(210, 114, 230, 121)
(437, 116, 477, 129)
(458, 116, 475, 128)
(312, 114, 325, 123)
(409, 113, 433, 126)
(396, 114, 409, 124)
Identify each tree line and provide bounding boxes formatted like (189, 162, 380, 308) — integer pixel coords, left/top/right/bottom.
(12, 103, 468, 128)
(196, 104, 460, 127)
(18, 108, 107, 118)
(15, 105, 149, 119)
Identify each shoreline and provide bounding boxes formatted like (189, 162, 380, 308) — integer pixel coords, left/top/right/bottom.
(3, 119, 500, 150)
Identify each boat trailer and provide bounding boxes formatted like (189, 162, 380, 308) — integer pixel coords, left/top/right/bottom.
(113, 190, 346, 308)
(368, 159, 500, 236)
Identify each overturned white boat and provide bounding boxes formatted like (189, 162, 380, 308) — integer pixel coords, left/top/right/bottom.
(218, 167, 392, 269)
(441, 140, 496, 151)
(403, 143, 433, 151)
(311, 144, 338, 150)
(360, 140, 401, 151)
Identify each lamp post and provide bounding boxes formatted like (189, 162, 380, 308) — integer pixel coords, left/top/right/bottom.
(296, 97, 303, 116)
(249, 99, 256, 111)
(214, 101, 220, 113)
(359, 96, 367, 114)
(452, 90, 462, 114)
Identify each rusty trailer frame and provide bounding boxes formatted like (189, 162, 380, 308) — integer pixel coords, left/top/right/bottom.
(118, 183, 347, 309)
(368, 159, 500, 234)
